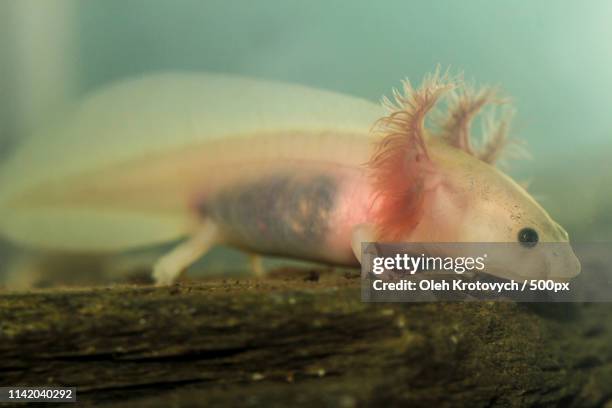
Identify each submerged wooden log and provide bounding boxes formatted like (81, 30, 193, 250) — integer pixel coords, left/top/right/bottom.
(0, 268, 611, 407)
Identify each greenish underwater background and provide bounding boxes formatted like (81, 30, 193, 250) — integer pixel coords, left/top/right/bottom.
(0, 0, 610, 264)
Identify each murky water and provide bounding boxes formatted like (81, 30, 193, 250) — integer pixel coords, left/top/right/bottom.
(0, 3, 611, 404)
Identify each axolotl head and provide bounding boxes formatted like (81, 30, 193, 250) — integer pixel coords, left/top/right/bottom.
(428, 139, 580, 281)
(369, 71, 580, 282)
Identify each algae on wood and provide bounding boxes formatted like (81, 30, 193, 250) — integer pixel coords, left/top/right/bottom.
(0, 268, 611, 407)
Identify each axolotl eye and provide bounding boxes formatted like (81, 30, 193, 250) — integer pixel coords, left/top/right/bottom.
(518, 227, 539, 248)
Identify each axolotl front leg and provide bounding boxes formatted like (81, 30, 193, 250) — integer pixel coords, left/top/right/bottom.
(152, 219, 220, 285)
(152, 170, 374, 285)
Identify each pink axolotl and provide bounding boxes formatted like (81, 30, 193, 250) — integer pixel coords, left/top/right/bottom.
(0, 70, 580, 285)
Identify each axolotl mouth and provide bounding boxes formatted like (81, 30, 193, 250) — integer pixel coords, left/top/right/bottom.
(546, 245, 581, 281)
(468, 242, 582, 283)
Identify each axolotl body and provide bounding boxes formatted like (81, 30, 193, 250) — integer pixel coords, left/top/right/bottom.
(0, 70, 580, 285)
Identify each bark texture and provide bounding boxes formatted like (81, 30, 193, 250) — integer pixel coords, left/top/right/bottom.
(1, 268, 611, 407)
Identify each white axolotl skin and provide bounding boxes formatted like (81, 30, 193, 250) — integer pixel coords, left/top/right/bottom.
(0, 71, 580, 285)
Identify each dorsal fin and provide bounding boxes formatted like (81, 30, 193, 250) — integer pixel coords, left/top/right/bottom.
(368, 69, 454, 240)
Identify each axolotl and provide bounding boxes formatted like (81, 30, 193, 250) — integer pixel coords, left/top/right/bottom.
(0, 70, 580, 285)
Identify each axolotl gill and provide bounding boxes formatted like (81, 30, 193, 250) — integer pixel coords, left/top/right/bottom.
(0, 70, 580, 285)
